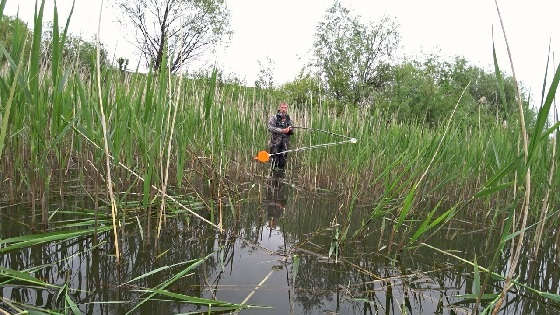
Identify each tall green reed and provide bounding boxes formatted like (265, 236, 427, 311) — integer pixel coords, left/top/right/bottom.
(0, 0, 558, 271)
(94, 0, 120, 263)
(0, 32, 26, 160)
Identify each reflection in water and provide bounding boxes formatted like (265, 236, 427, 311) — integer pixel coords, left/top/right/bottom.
(2, 180, 560, 314)
(264, 174, 287, 233)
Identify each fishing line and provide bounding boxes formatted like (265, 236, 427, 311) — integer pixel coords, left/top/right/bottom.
(270, 138, 356, 156)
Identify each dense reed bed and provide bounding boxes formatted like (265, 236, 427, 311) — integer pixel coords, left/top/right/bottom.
(1, 0, 560, 313)
(1, 44, 557, 227)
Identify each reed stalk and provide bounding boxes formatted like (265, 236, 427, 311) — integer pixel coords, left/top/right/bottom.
(1, 4, 559, 313)
(491, 0, 530, 312)
(157, 74, 183, 239)
(69, 123, 222, 230)
(95, 0, 119, 263)
(532, 102, 557, 258)
(0, 33, 27, 160)
(394, 82, 470, 238)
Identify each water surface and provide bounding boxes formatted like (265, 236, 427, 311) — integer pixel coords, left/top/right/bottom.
(1, 176, 559, 314)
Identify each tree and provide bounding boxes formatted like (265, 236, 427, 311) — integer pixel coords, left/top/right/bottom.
(0, 15, 31, 63)
(280, 69, 322, 108)
(255, 57, 275, 90)
(117, 57, 129, 72)
(116, 0, 232, 72)
(313, 1, 399, 106)
(379, 55, 529, 127)
(42, 30, 110, 74)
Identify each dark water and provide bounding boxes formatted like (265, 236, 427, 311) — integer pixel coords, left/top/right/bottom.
(1, 177, 560, 314)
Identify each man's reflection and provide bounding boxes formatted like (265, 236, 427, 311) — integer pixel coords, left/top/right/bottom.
(263, 175, 288, 232)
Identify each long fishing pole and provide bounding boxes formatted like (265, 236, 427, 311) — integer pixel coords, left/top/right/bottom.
(254, 126, 358, 163)
(291, 126, 354, 140)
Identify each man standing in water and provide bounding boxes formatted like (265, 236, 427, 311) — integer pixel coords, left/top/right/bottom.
(268, 102, 293, 171)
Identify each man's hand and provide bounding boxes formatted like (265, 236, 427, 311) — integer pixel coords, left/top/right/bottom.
(282, 127, 292, 134)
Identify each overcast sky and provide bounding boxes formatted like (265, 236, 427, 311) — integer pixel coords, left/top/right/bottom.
(4, 0, 560, 107)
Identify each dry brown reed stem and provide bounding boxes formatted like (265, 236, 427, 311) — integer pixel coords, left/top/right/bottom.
(236, 269, 275, 313)
(159, 69, 174, 212)
(157, 75, 183, 239)
(416, 82, 470, 188)
(295, 245, 384, 280)
(533, 105, 558, 258)
(513, 135, 520, 199)
(96, 0, 120, 263)
(492, 0, 531, 313)
(69, 122, 223, 231)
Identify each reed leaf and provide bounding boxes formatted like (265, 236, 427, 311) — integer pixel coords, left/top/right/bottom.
(0, 226, 111, 253)
(204, 69, 217, 121)
(138, 288, 250, 309)
(528, 63, 560, 164)
(475, 157, 520, 196)
(426, 205, 457, 232)
(408, 199, 442, 244)
(65, 291, 81, 315)
(455, 294, 498, 301)
(0, 266, 58, 288)
(541, 121, 560, 141)
(539, 39, 552, 107)
(30, 0, 45, 98)
(474, 181, 513, 199)
(395, 186, 416, 232)
(124, 260, 196, 284)
(126, 252, 214, 314)
(422, 242, 560, 303)
(473, 256, 481, 298)
(492, 40, 507, 115)
(0, 33, 27, 159)
(500, 209, 560, 244)
(61, 0, 75, 46)
(292, 254, 300, 285)
(51, 1, 60, 83)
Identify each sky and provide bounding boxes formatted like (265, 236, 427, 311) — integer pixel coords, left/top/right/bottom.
(4, 0, 560, 108)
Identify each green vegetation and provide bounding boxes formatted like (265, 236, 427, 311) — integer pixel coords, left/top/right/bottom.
(312, 0, 399, 106)
(0, 0, 558, 313)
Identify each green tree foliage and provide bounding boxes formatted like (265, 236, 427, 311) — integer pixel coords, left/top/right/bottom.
(280, 71, 322, 108)
(0, 15, 31, 62)
(117, 57, 129, 72)
(41, 32, 110, 74)
(279, 52, 533, 128)
(255, 57, 275, 90)
(0, 13, 109, 74)
(312, 1, 399, 106)
(379, 56, 530, 127)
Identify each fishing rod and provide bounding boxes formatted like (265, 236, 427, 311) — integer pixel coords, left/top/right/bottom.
(254, 126, 358, 163)
(291, 126, 354, 140)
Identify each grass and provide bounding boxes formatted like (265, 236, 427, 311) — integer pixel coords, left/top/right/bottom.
(0, 0, 559, 313)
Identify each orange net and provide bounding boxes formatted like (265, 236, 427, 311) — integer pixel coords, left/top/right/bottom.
(254, 150, 270, 163)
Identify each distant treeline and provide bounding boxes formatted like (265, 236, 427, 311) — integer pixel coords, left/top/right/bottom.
(0, 14, 110, 73)
(276, 56, 531, 128)
(1, 10, 531, 129)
